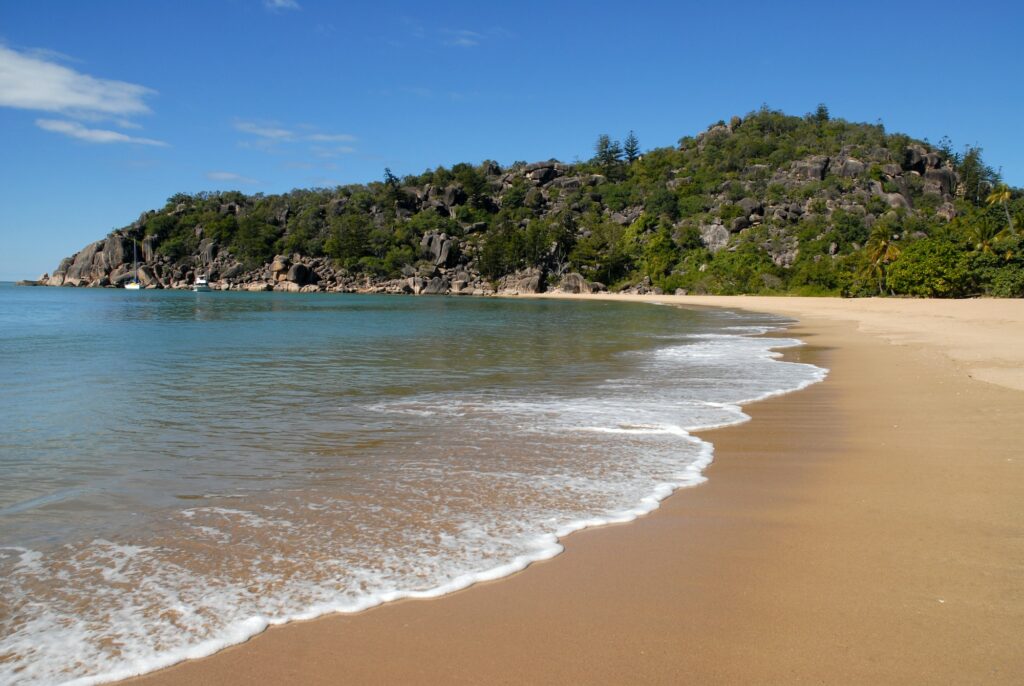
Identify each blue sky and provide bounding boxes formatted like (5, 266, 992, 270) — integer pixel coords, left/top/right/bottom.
(1, 0, 1022, 280)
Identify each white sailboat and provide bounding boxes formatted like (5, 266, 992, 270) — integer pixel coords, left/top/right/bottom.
(125, 240, 141, 290)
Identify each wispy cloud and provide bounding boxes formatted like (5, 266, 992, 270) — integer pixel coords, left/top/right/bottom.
(234, 120, 294, 139)
(311, 145, 356, 158)
(442, 29, 483, 48)
(2, 43, 166, 146)
(264, 0, 300, 11)
(387, 20, 507, 50)
(306, 132, 356, 142)
(35, 119, 167, 146)
(206, 171, 259, 185)
(0, 44, 156, 117)
(234, 118, 358, 162)
(233, 119, 356, 143)
(23, 47, 82, 64)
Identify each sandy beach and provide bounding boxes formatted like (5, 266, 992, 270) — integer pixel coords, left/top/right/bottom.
(125, 296, 1024, 685)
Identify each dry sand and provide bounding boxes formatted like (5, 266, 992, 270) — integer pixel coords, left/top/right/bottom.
(126, 296, 1024, 685)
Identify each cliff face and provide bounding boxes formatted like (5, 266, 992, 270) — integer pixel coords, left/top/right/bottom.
(41, 109, 989, 297)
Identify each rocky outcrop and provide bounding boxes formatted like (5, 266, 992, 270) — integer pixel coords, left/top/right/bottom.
(141, 235, 159, 262)
(700, 223, 730, 253)
(761, 229, 799, 268)
(286, 263, 315, 286)
(552, 273, 603, 294)
(420, 233, 456, 267)
(620, 275, 663, 296)
(420, 276, 449, 295)
(790, 155, 830, 181)
(497, 268, 546, 295)
(834, 157, 866, 178)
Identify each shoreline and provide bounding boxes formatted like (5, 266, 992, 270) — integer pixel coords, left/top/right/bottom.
(121, 295, 1024, 684)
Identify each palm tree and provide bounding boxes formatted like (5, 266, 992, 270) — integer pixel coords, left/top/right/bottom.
(862, 222, 902, 294)
(985, 183, 1015, 236)
(966, 218, 1003, 255)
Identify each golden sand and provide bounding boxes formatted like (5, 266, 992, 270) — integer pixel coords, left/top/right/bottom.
(126, 297, 1024, 685)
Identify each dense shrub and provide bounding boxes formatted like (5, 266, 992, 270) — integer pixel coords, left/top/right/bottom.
(885, 238, 974, 297)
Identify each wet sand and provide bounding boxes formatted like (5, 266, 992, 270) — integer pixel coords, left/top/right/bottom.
(127, 297, 1024, 685)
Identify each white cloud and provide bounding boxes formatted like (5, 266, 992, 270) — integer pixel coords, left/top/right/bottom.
(206, 171, 259, 185)
(234, 119, 358, 157)
(35, 119, 168, 146)
(234, 120, 295, 139)
(0, 44, 156, 117)
(442, 29, 483, 48)
(24, 47, 81, 64)
(306, 132, 356, 142)
(264, 0, 300, 10)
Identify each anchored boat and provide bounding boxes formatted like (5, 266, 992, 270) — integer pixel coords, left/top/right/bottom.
(125, 240, 141, 290)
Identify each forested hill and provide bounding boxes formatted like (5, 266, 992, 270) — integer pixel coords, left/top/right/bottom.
(40, 107, 1023, 297)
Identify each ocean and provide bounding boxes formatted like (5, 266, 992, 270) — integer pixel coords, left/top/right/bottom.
(0, 283, 826, 685)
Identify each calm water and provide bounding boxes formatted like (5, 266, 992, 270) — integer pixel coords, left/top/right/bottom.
(0, 284, 825, 685)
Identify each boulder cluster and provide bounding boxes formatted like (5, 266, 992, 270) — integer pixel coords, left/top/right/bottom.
(688, 142, 958, 270)
(38, 227, 605, 296)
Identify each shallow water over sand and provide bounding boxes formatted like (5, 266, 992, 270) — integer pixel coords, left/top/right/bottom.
(0, 286, 824, 685)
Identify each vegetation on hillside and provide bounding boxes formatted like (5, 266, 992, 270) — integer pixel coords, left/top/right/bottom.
(71, 107, 1024, 297)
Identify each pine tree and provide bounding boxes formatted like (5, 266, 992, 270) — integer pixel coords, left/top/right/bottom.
(624, 130, 640, 163)
(383, 167, 403, 206)
(958, 147, 998, 205)
(594, 134, 623, 174)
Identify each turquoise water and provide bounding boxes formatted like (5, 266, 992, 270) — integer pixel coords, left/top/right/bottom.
(0, 283, 825, 685)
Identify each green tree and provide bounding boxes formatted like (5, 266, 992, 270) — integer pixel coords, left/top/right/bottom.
(569, 218, 632, 285)
(453, 163, 489, 208)
(624, 131, 640, 163)
(862, 220, 902, 294)
(957, 146, 998, 205)
(593, 134, 623, 175)
(986, 183, 1015, 236)
(478, 223, 526, 279)
(966, 215, 1004, 255)
(382, 167, 404, 207)
(231, 217, 279, 268)
(325, 214, 371, 268)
